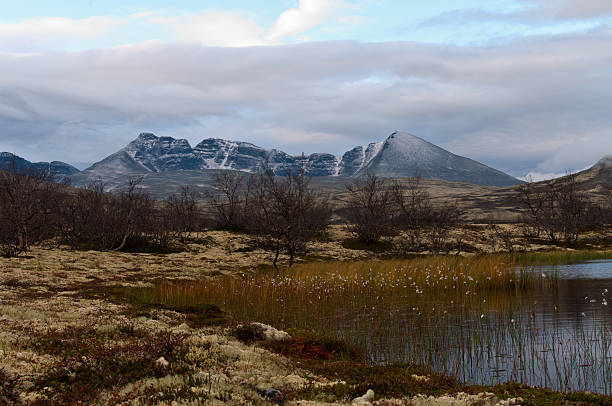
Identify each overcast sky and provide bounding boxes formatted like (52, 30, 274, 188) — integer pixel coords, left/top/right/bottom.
(1, 0, 611, 178)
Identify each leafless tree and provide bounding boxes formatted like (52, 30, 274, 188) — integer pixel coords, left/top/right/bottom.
(58, 178, 170, 251)
(518, 173, 587, 244)
(243, 166, 331, 270)
(209, 171, 245, 229)
(0, 163, 60, 257)
(390, 174, 463, 254)
(58, 180, 112, 249)
(392, 174, 432, 251)
(112, 178, 152, 251)
(518, 177, 544, 239)
(165, 186, 201, 242)
(487, 222, 519, 253)
(426, 202, 463, 254)
(344, 173, 396, 244)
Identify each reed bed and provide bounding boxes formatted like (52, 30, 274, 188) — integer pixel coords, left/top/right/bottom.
(512, 250, 612, 266)
(122, 253, 612, 394)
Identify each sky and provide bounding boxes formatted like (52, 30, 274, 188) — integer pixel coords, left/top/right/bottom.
(1, 0, 612, 178)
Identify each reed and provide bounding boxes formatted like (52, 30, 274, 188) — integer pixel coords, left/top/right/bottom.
(512, 250, 612, 266)
(121, 252, 612, 394)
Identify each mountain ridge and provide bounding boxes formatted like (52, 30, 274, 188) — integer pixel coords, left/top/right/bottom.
(0, 152, 80, 180)
(72, 131, 522, 187)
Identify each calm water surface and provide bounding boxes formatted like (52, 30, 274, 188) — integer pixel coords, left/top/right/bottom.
(369, 260, 612, 393)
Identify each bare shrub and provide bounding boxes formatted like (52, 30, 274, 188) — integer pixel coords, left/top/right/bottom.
(391, 174, 463, 254)
(59, 178, 172, 252)
(519, 173, 588, 244)
(392, 175, 432, 252)
(243, 167, 331, 269)
(0, 162, 61, 257)
(59, 181, 116, 250)
(487, 223, 519, 253)
(344, 173, 396, 244)
(164, 186, 202, 242)
(426, 203, 463, 254)
(209, 171, 245, 229)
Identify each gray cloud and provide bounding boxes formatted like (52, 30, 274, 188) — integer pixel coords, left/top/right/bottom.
(422, 0, 612, 28)
(1, 29, 611, 177)
(523, 0, 612, 20)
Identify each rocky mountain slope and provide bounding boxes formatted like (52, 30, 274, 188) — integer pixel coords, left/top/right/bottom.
(0, 152, 80, 180)
(71, 131, 521, 187)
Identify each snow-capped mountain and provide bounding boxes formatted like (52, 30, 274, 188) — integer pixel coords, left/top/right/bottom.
(0, 152, 80, 180)
(71, 131, 521, 187)
(355, 131, 520, 186)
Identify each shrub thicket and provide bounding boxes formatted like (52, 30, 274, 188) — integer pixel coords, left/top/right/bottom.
(519, 173, 594, 244)
(0, 164, 62, 256)
(344, 173, 463, 254)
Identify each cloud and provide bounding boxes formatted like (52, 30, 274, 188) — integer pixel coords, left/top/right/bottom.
(149, 12, 266, 47)
(155, 0, 337, 47)
(0, 28, 611, 175)
(0, 16, 121, 52)
(522, 0, 612, 20)
(519, 172, 570, 182)
(0, 1, 342, 52)
(267, 0, 335, 41)
(421, 0, 612, 31)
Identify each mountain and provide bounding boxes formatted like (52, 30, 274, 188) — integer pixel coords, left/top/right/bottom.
(71, 131, 521, 187)
(0, 152, 80, 180)
(354, 132, 520, 186)
(567, 155, 612, 191)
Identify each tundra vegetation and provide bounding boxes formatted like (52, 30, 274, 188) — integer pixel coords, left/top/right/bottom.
(1, 160, 612, 404)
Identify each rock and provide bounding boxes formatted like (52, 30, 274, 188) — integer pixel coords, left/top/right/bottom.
(176, 323, 191, 331)
(411, 374, 431, 383)
(352, 389, 375, 404)
(497, 398, 524, 406)
(251, 322, 291, 342)
(155, 357, 169, 368)
(260, 387, 285, 405)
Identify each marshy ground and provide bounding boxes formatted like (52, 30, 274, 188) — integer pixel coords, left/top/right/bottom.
(1, 227, 612, 405)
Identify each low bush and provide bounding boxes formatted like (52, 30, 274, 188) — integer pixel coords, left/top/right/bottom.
(229, 324, 265, 344)
(30, 326, 189, 404)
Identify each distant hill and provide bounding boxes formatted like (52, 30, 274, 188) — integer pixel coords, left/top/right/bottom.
(71, 131, 521, 188)
(0, 152, 80, 180)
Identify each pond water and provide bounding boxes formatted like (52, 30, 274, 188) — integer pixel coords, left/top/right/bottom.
(400, 260, 612, 392)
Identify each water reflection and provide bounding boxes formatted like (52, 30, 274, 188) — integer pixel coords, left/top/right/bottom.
(364, 261, 612, 393)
